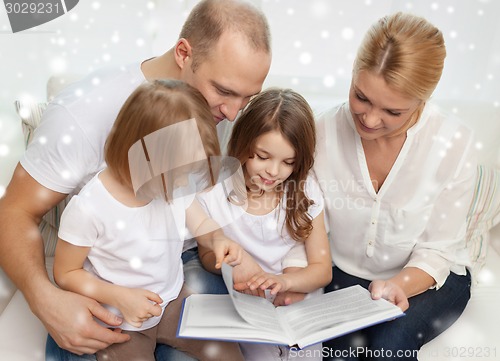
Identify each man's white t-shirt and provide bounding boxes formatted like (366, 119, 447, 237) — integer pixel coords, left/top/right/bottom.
(20, 62, 146, 196)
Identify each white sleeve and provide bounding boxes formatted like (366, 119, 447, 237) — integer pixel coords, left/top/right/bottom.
(305, 174, 325, 219)
(20, 104, 99, 194)
(58, 196, 99, 247)
(406, 124, 477, 288)
(282, 242, 308, 269)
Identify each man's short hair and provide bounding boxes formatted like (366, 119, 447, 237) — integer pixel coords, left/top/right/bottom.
(179, 0, 271, 71)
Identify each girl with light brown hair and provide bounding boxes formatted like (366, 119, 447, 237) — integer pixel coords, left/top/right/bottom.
(53, 79, 246, 361)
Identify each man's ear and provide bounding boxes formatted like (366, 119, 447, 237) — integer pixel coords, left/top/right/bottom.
(174, 38, 192, 69)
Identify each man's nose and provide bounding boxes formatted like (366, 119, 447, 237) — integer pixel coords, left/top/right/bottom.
(221, 98, 246, 122)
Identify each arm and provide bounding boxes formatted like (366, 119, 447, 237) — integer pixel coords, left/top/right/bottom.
(371, 123, 477, 311)
(368, 268, 432, 312)
(186, 199, 243, 269)
(187, 198, 265, 295)
(0, 164, 129, 354)
(246, 210, 332, 294)
(198, 243, 266, 297)
(54, 239, 163, 328)
(272, 267, 307, 306)
(273, 242, 309, 305)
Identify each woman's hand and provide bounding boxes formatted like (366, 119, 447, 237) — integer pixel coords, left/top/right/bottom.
(368, 280, 409, 311)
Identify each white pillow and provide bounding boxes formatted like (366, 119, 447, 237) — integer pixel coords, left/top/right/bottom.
(465, 164, 500, 278)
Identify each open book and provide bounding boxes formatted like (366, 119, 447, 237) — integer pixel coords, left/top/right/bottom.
(177, 263, 404, 349)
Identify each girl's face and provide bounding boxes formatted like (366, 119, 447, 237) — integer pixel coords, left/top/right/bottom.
(245, 130, 296, 193)
(349, 70, 421, 140)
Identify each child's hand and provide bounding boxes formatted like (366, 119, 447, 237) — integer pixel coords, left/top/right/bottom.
(246, 272, 290, 295)
(273, 291, 307, 306)
(212, 235, 243, 269)
(114, 287, 163, 328)
(232, 251, 266, 298)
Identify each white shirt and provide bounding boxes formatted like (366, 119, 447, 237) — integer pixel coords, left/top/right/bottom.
(58, 172, 189, 331)
(197, 175, 324, 274)
(313, 102, 477, 288)
(21, 63, 146, 196)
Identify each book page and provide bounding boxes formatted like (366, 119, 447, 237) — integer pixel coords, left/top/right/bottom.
(179, 294, 292, 345)
(221, 263, 286, 335)
(276, 285, 403, 347)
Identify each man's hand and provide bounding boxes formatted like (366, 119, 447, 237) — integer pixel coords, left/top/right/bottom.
(0, 165, 129, 354)
(35, 287, 130, 355)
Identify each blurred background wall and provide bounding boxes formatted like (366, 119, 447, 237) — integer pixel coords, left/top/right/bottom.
(1, 0, 499, 191)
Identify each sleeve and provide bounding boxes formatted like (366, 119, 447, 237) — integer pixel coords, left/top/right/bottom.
(405, 123, 478, 289)
(282, 242, 308, 269)
(20, 103, 99, 194)
(195, 187, 212, 215)
(58, 195, 99, 248)
(305, 174, 325, 220)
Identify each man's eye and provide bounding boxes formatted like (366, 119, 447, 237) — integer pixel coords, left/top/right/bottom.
(217, 88, 231, 96)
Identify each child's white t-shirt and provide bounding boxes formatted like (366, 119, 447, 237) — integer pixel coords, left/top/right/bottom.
(58, 172, 191, 331)
(197, 175, 324, 274)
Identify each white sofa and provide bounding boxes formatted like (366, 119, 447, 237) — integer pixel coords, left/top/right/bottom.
(0, 81, 499, 360)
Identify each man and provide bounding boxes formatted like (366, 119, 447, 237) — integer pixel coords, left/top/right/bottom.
(0, 0, 271, 359)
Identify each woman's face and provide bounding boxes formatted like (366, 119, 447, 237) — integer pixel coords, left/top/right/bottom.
(349, 70, 421, 140)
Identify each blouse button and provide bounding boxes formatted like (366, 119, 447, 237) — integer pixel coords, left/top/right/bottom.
(366, 242, 374, 257)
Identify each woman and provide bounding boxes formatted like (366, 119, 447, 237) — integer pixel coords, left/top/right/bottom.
(315, 12, 477, 360)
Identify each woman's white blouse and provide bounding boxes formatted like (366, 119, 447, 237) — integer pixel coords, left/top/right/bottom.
(313, 102, 477, 288)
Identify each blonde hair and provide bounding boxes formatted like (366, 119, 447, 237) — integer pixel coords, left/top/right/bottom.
(180, 0, 271, 71)
(228, 88, 316, 242)
(354, 12, 446, 132)
(105, 79, 220, 189)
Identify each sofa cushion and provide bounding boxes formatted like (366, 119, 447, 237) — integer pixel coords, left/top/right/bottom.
(465, 165, 500, 278)
(0, 257, 54, 361)
(419, 241, 500, 361)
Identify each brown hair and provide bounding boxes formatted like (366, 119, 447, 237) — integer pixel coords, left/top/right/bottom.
(179, 0, 271, 71)
(354, 12, 446, 133)
(228, 88, 316, 242)
(105, 79, 220, 190)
